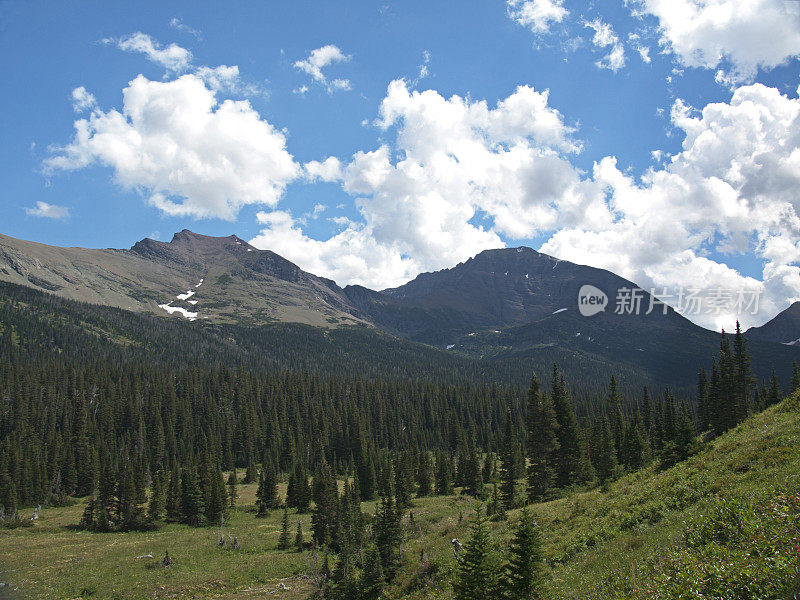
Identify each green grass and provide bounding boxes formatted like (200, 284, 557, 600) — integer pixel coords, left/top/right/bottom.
(2, 396, 800, 599)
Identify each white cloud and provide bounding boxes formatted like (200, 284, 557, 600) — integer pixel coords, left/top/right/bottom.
(25, 201, 70, 219)
(110, 32, 192, 73)
(507, 0, 568, 33)
(71, 86, 96, 112)
(194, 64, 265, 97)
(304, 156, 343, 182)
(542, 81, 800, 329)
(252, 78, 800, 330)
(169, 18, 202, 39)
(294, 45, 352, 92)
(252, 79, 597, 289)
(628, 33, 651, 63)
(637, 0, 800, 84)
(585, 19, 626, 71)
(45, 74, 299, 220)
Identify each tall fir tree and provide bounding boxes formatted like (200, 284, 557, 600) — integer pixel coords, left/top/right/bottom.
(499, 410, 519, 510)
(453, 507, 502, 600)
(526, 375, 559, 503)
(503, 508, 544, 600)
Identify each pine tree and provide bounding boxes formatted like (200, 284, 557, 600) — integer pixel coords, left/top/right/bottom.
(593, 418, 617, 484)
(696, 368, 710, 432)
(227, 469, 238, 508)
(311, 459, 338, 547)
(294, 521, 304, 551)
(791, 361, 800, 394)
(359, 545, 386, 600)
(180, 467, 205, 526)
(278, 505, 291, 550)
(526, 375, 559, 503)
(453, 507, 501, 600)
(551, 368, 586, 487)
(499, 410, 518, 510)
(205, 467, 227, 525)
(358, 452, 377, 501)
(434, 451, 454, 496)
(374, 495, 402, 579)
(165, 468, 181, 522)
(415, 452, 432, 497)
(256, 463, 279, 516)
(148, 470, 166, 522)
(768, 368, 781, 407)
(504, 508, 544, 600)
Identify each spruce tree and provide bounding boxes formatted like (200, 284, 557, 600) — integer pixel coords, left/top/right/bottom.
(768, 368, 781, 407)
(593, 418, 617, 484)
(434, 451, 454, 496)
(294, 521, 304, 551)
(551, 368, 586, 487)
(374, 495, 402, 579)
(416, 452, 432, 498)
(359, 545, 385, 600)
(453, 507, 501, 600)
(504, 508, 544, 600)
(180, 467, 205, 526)
(526, 375, 559, 503)
(499, 410, 518, 509)
(791, 361, 800, 394)
(227, 469, 238, 508)
(278, 505, 291, 550)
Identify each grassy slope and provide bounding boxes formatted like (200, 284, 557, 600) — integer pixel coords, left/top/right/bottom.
(2, 397, 799, 599)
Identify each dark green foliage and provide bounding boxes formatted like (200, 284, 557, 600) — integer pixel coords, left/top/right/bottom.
(434, 450, 454, 496)
(551, 366, 588, 487)
(415, 452, 432, 497)
(256, 463, 279, 516)
(526, 375, 559, 503)
(453, 508, 502, 600)
(180, 467, 205, 526)
(374, 495, 402, 579)
(503, 508, 544, 600)
(294, 521, 304, 551)
(311, 459, 338, 546)
(278, 506, 291, 550)
(227, 469, 238, 508)
(499, 410, 519, 509)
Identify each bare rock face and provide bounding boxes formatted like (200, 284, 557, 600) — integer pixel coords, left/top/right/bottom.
(746, 302, 800, 346)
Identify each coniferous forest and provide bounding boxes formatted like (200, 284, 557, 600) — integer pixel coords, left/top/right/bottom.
(2, 280, 798, 599)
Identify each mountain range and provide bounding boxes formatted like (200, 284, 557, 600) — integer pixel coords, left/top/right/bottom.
(1, 229, 798, 393)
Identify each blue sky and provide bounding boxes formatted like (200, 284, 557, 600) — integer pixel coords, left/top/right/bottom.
(2, 0, 800, 330)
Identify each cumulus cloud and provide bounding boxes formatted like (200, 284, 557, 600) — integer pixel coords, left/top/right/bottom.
(108, 32, 192, 72)
(45, 74, 299, 220)
(25, 201, 70, 219)
(585, 19, 626, 71)
(304, 156, 343, 182)
(542, 81, 800, 329)
(507, 0, 568, 33)
(194, 64, 265, 97)
(71, 86, 96, 112)
(637, 0, 800, 84)
(294, 45, 352, 92)
(251, 79, 597, 289)
(251, 78, 800, 329)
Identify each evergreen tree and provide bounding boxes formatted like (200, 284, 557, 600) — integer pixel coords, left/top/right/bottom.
(593, 418, 617, 484)
(227, 469, 238, 508)
(374, 495, 402, 579)
(551, 367, 587, 487)
(205, 467, 227, 525)
(453, 507, 501, 600)
(256, 463, 279, 516)
(768, 368, 781, 407)
(165, 468, 182, 522)
(148, 470, 166, 522)
(294, 521, 304, 551)
(434, 451, 454, 496)
(791, 361, 800, 394)
(359, 545, 385, 600)
(696, 368, 710, 432)
(311, 459, 338, 547)
(504, 508, 544, 600)
(415, 452, 432, 497)
(358, 452, 377, 501)
(499, 410, 518, 510)
(278, 505, 291, 550)
(180, 467, 205, 526)
(526, 375, 559, 503)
